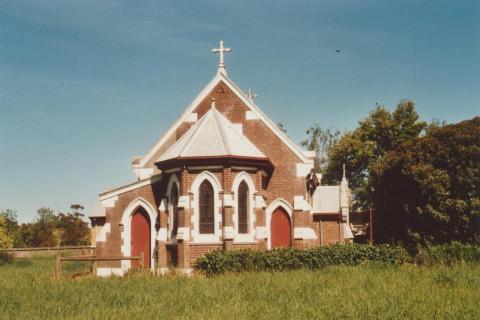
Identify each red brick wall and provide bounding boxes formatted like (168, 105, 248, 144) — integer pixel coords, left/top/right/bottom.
(143, 81, 306, 209)
(312, 216, 342, 246)
(189, 244, 222, 264)
(96, 182, 163, 268)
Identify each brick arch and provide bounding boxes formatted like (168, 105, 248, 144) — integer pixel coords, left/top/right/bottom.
(265, 198, 293, 249)
(231, 171, 256, 242)
(191, 171, 222, 243)
(120, 197, 157, 270)
(166, 174, 180, 242)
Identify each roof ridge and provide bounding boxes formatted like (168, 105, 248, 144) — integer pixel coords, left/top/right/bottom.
(158, 108, 211, 161)
(180, 108, 214, 157)
(213, 108, 231, 155)
(214, 108, 265, 157)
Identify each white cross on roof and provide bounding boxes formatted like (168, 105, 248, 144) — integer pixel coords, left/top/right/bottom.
(211, 40, 232, 74)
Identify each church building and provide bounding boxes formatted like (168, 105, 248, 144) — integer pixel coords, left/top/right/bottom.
(89, 41, 353, 276)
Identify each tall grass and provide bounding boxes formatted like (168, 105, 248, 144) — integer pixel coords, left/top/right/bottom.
(0, 257, 479, 319)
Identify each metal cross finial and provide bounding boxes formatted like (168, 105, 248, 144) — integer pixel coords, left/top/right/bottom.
(248, 89, 258, 101)
(211, 40, 232, 74)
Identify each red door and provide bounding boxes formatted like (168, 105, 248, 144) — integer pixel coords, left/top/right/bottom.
(131, 208, 151, 268)
(270, 207, 291, 248)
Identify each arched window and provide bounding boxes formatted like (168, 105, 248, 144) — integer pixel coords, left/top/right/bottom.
(199, 180, 214, 234)
(238, 181, 249, 234)
(170, 183, 179, 236)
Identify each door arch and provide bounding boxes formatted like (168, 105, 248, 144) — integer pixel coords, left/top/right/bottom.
(270, 207, 291, 248)
(131, 207, 151, 268)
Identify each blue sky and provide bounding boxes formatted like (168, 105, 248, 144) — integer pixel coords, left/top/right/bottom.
(1, 0, 479, 222)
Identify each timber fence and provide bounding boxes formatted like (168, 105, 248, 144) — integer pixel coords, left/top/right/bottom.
(0, 246, 95, 259)
(54, 253, 144, 280)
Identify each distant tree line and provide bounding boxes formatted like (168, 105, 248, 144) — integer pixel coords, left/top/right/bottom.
(0, 205, 90, 249)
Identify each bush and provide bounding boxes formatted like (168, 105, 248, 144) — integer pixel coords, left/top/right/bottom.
(0, 251, 14, 266)
(193, 244, 408, 276)
(417, 242, 480, 265)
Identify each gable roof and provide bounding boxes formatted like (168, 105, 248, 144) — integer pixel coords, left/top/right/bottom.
(157, 105, 266, 163)
(138, 70, 311, 168)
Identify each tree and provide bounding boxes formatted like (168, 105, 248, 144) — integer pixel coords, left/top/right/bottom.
(371, 117, 480, 245)
(31, 207, 58, 247)
(324, 100, 426, 208)
(0, 217, 13, 249)
(57, 204, 90, 246)
(0, 209, 21, 246)
(300, 124, 340, 173)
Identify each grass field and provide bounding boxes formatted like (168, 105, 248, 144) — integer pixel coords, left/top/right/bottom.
(0, 257, 479, 320)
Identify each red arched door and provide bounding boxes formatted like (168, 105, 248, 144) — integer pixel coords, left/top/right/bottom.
(131, 208, 151, 268)
(270, 207, 291, 248)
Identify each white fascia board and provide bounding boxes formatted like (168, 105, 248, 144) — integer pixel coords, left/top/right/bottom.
(139, 73, 223, 167)
(99, 175, 162, 201)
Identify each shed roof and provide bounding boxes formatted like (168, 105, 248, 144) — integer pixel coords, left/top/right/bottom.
(312, 186, 341, 213)
(89, 199, 106, 218)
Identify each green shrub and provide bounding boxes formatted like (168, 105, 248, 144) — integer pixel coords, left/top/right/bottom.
(0, 251, 14, 266)
(193, 244, 408, 276)
(417, 242, 480, 265)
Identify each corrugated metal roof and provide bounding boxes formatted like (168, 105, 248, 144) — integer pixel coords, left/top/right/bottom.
(157, 106, 266, 163)
(312, 186, 341, 213)
(89, 199, 106, 218)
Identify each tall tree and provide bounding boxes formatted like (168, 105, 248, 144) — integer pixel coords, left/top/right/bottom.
(57, 204, 90, 246)
(324, 100, 426, 208)
(31, 207, 58, 247)
(371, 117, 480, 245)
(300, 124, 340, 173)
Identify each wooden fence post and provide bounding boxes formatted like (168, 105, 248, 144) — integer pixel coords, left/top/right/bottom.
(55, 255, 61, 280)
(369, 208, 373, 244)
(140, 252, 144, 269)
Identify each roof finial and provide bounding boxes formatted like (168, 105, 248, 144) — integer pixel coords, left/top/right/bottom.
(211, 97, 216, 109)
(211, 40, 232, 74)
(248, 89, 258, 101)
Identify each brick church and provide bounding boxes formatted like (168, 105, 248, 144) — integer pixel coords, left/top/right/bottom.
(89, 41, 353, 276)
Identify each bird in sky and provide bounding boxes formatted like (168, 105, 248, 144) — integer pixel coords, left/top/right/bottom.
(336, 49, 341, 53)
